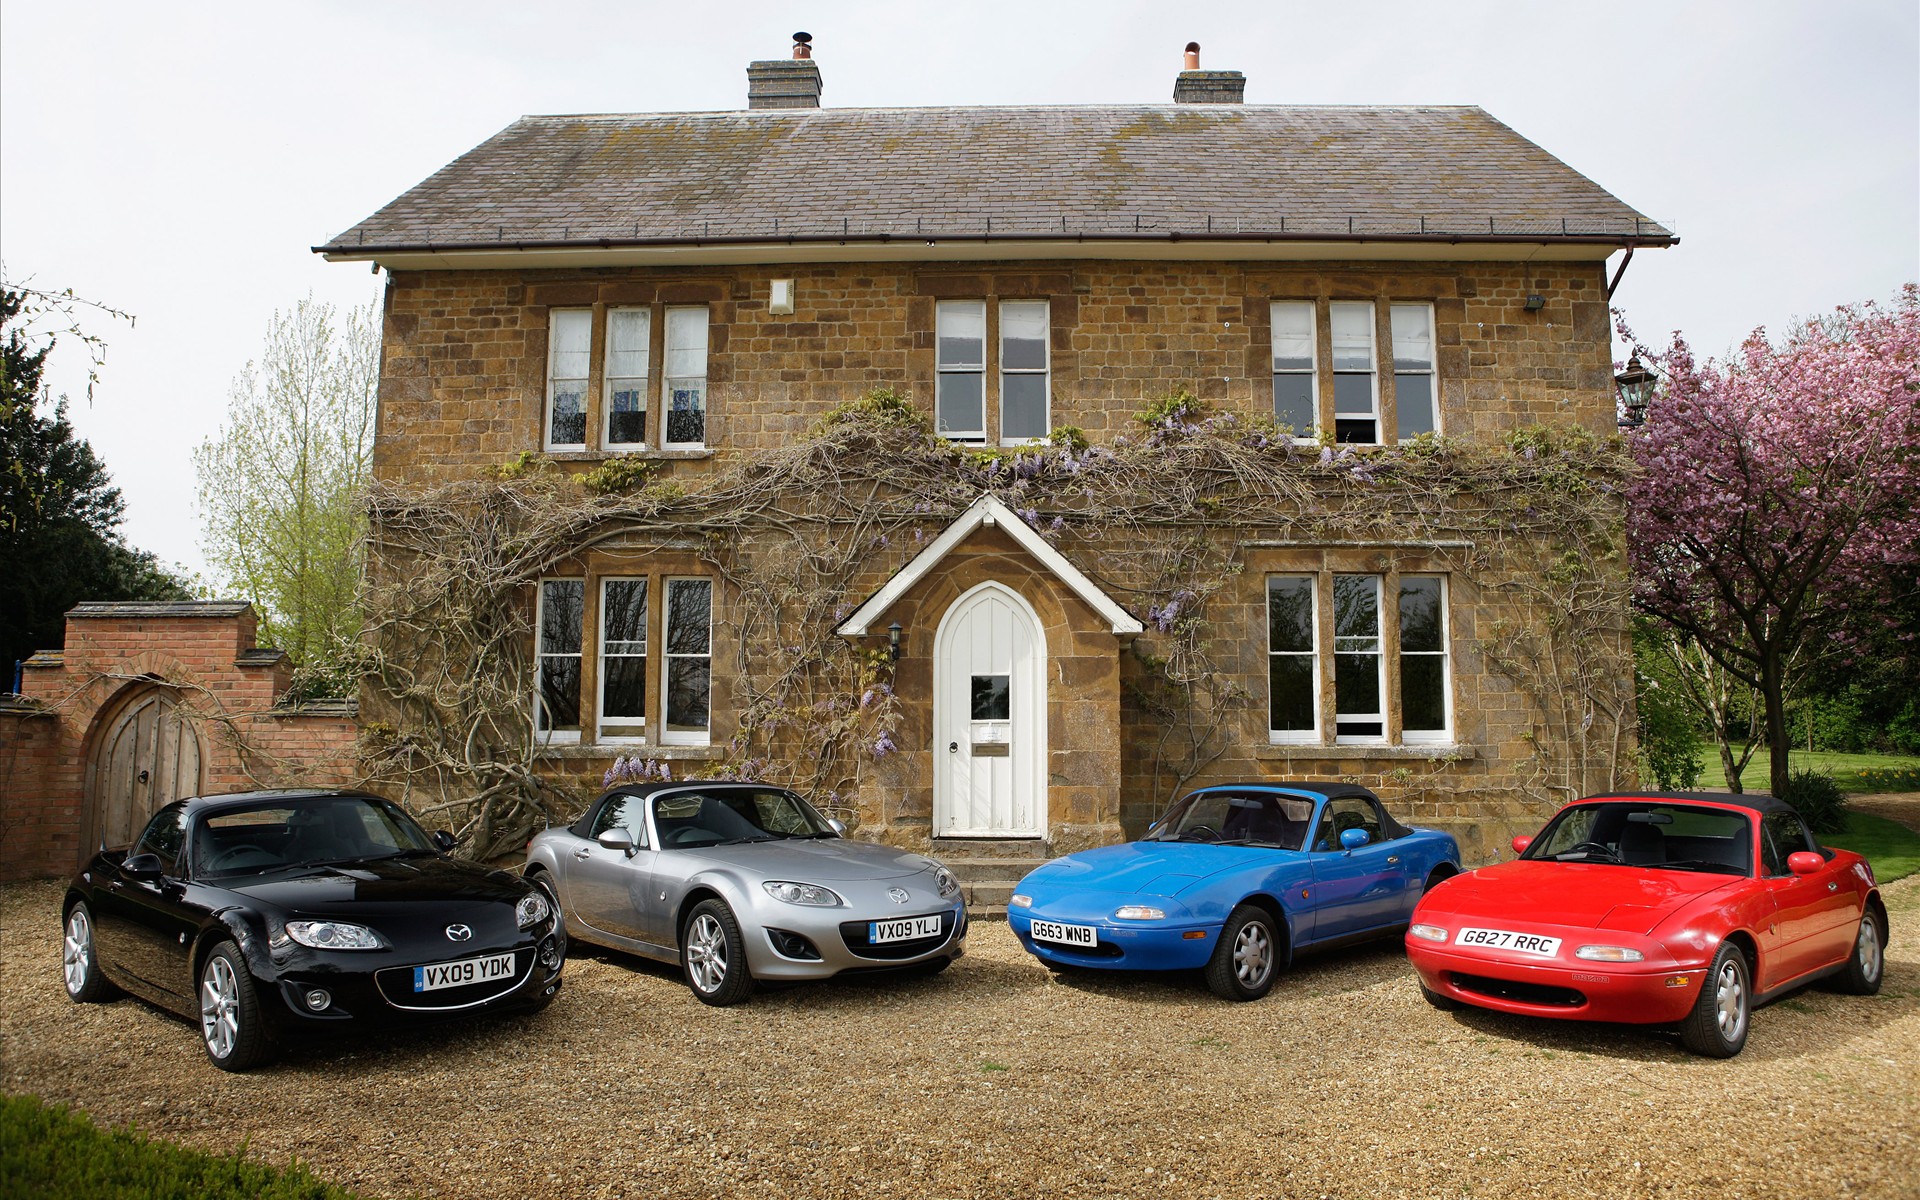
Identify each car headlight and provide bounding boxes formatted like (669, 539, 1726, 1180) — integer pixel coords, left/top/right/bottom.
(1114, 906, 1165, 920)
(762, 881, 844, 907)
(1409, 924, 1450, 943)
(1575, 945, 1645, 962)
(285, 920, 385, 951)
(1009, 894, 1033, 909)
(935, 867, 961, 899)
(516, 891, 552, 930)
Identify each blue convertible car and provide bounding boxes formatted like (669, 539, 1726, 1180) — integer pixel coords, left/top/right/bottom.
(1009, 783, 1461, 1000)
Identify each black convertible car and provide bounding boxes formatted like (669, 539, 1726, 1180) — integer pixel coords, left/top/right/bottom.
(62, 789, 564, 1071)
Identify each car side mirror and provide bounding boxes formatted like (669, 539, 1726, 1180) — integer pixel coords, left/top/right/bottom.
(1511, 835, 1533, 856)
(431, 830, 457, 854)
(1786, 850, 1824, 876)
(827, 818, 847, 836)
(1339, 827, 1371, 851)
(123, 853, 164, 880)
(597, 828, 637, 856)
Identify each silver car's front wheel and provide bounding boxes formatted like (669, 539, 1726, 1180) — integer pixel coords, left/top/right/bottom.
(682, 899, 754, 1006)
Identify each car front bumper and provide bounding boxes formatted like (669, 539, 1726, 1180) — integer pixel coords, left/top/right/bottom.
(1008, 908, 1217, 972)
(1406, 939, 1705, 1025)
(744, 902, 968, 980)
(258, 928, 565, 1032)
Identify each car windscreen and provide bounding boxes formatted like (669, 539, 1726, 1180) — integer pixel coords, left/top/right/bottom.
(651, 788, 834, 848)
(1148, 791, 1314, 849)
(194, 796, 436, 875)
(1523, 802, 1753, 875)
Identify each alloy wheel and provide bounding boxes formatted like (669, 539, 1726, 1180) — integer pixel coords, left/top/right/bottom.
(63, 908, 92, 994)
(1713, 958, 1746, 1043)
(1859, 917, 1883, 985)
(201, 955, 241, 1060)
(686, 913, 728, 993)
(1233, 921, 1272, 988)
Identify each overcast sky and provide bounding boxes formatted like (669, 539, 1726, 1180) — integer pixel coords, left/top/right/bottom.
(4, 0, 1916, 581)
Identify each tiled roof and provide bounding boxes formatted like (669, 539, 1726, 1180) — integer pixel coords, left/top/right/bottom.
(319, 105, 1669, 253)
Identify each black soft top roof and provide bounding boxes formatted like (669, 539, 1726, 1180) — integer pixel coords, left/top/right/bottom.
(1582, 790, 1797, 817)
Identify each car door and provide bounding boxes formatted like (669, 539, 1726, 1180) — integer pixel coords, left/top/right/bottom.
(95, 803, 199, 1002)
(1757, 811, 1860, 987)
(1306, 797, 1404, 940)
(564, 794, 659, 943)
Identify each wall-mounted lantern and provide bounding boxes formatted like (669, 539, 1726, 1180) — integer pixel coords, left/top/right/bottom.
(888, 622, 903, 661)
(1615, 353, 1657, 428)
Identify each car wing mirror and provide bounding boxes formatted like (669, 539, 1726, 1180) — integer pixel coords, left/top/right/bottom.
(1511, 835, 1533, 856)
(597, 828, 637, 856)
(122, 853, 164, 881)
(1786, 850, 1825, 876)
(827, 818, 847, 836)
(431, 830, 457, 854)
(1338, 828, 1371, 852)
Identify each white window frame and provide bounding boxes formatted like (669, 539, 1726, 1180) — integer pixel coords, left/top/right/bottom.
(935, 299, 987, 442)
(1390, 303, 1439, 441)
(662, 306, 709, 449)
(1330, 301, 1380, 445)
(545, 309, 592, 451)
(1267, 574, 1320, 744)
(1332, 573, 1386, 744)
(533, 577, 584, 745)
(1399, 575, 1452, 743)
(596, 577, 649, 743)
(998, 299, 1050, 445)
(1270, 301, 1319, 441)
(660, 577, 712, 746)
(603, 307, 652, 449)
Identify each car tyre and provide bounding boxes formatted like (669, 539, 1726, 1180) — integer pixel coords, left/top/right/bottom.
(682, 899, 755, 1007)
(1420, 983, 1461, 1011)
(1834, 910, 1885, 996)
(1205, 905, 1281, 1002)
(62, 903, 119, 1004)
(199, 941, 276, 1072)
(1679, 941, 1750, 1058)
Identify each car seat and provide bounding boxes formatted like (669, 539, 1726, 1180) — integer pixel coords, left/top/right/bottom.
(1618, 821, 1666, 866)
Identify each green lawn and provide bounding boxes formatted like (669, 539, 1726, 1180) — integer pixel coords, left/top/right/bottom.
(0, 1094, 378, 1200)
(1690, 750, 1920, 794)
(1826, 811, 1920, 884)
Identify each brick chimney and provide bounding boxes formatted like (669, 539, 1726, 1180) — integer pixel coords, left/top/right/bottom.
(748, 32, 823, 109)
(1172, 42, 1245, 104)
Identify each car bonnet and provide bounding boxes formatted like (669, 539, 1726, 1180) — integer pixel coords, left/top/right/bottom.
(1024, 841, 1284, 898)
(1430, 859, 1746, 934)
(673, 837, 936, 882)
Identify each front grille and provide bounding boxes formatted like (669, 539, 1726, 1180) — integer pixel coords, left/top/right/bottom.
(1027, 934, 1124, 958)
(1448, 972, 1586, 1008)
(839, 911, 956, 960)
(375, 948, 532, 1010)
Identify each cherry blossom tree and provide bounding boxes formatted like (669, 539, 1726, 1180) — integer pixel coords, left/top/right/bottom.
(1626, 285, 1920, 794)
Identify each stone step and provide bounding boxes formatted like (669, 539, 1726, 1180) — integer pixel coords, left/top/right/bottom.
(941, 856, 1049, 882)
(960, 879, 1021, 910)
(930, 837, 1048, 861)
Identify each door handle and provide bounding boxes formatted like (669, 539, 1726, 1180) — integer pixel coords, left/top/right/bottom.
(949, 742, 958, 753)
(1827, 882, 1838, 892)
(573, 849, 591, 861)
(1386, 856, 1400, 864)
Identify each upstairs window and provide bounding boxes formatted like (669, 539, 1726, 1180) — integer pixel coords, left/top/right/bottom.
(1270, 302, 1318, 437)
(1391, 304, 1437, 439)
(1333, 573, 1384, 742)
(1330, 302, 1378, 444)
(1398, 576, 1450, 741)
(535, 578, 585, 743)
(936, 300, 987, 441)
(663, 307, 709, 447)
(999, 300, 1050, 443)
(598, 578, 648, 740)
(604, 308, 651, 447)
(546, 310, 591, 449)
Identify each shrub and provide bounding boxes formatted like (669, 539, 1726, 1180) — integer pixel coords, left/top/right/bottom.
(1635, 672, 1703, 789)
(1779, 768, 1849, 834)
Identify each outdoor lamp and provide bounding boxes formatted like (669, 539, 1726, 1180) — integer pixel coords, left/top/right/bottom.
(1615, 353, 1657, 428)
(888, 622, 903, 661)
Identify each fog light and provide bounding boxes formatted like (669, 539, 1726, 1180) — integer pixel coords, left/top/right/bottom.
(538, 938, 562, 969)
(304, 988, 332, 1012)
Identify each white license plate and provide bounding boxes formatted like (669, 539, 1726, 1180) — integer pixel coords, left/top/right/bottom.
(1456, 927, 1561, 957)
(1030, 919, 1097, 948)
(413, 951, 516, 992)
(869, 915, 943, 944)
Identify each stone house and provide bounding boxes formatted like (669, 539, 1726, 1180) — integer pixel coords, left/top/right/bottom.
(316, 39, 1671, 886)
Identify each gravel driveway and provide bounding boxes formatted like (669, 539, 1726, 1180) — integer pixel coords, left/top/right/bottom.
(5, 870, 1917, 1200)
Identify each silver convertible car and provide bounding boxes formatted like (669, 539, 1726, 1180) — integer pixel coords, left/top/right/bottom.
(525, 782, 966, 1004)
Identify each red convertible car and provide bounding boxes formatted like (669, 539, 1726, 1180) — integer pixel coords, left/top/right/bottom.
(1405, 792, 1885, 1057)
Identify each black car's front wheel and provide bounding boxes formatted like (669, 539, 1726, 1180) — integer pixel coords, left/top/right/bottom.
(1679, 941, 1750, 1058)
(682, 900, 754, 1006)
(198, 942, 276, 1072)
(1205, 905, 1281, 1001)
(62, 903, 118, 1003)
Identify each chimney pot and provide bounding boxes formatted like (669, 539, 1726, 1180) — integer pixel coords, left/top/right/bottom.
(1184, 42, 1200, 70)
(748, 37, 823, 109)
(792, 31, 812, 60)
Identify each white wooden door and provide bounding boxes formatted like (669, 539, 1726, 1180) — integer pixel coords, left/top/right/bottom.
(933, 582, 1045, 837)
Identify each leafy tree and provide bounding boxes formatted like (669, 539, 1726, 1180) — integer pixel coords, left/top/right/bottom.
(1626, 286, 1920, 795)
(1, 288, 190, 675)
(193, 297, 377, 673)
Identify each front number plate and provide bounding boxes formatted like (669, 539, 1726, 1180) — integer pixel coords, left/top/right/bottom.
(413, 951, 515, 992)
(1456, 927, 1561, 957)
(870, 915, 943, 944)
(1030, 919, 1097, 948)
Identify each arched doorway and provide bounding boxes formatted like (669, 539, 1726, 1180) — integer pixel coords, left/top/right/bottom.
(933, 581, 1046, 838)
(85, 685, 203, 850)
